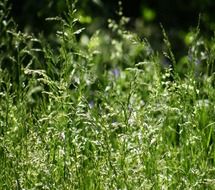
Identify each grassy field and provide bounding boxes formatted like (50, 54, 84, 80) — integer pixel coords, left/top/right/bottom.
(1, 1, 215, 189)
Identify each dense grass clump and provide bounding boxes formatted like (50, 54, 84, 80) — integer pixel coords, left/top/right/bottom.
(1, 1, 215, 189)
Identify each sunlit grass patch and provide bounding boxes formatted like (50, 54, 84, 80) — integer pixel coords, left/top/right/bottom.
(1, 1, 215, 189)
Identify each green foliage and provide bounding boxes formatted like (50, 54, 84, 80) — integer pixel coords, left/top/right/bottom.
(142, 7, 156, 22)
(1, 1, 215, 189)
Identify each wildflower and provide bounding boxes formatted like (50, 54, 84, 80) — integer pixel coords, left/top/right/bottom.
(112, 68, 120, 78)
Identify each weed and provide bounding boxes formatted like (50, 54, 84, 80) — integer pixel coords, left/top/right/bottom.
(0, 1, 215, 189)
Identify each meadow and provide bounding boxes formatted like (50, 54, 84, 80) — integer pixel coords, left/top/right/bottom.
(1, 1, 215, 189)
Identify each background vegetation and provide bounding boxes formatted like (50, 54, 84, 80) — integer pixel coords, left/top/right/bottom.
(10, 0, 215, 62)
(1, 0, 215, 189)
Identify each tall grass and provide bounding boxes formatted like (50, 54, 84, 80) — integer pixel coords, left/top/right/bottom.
(1, 1, 215, 189)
